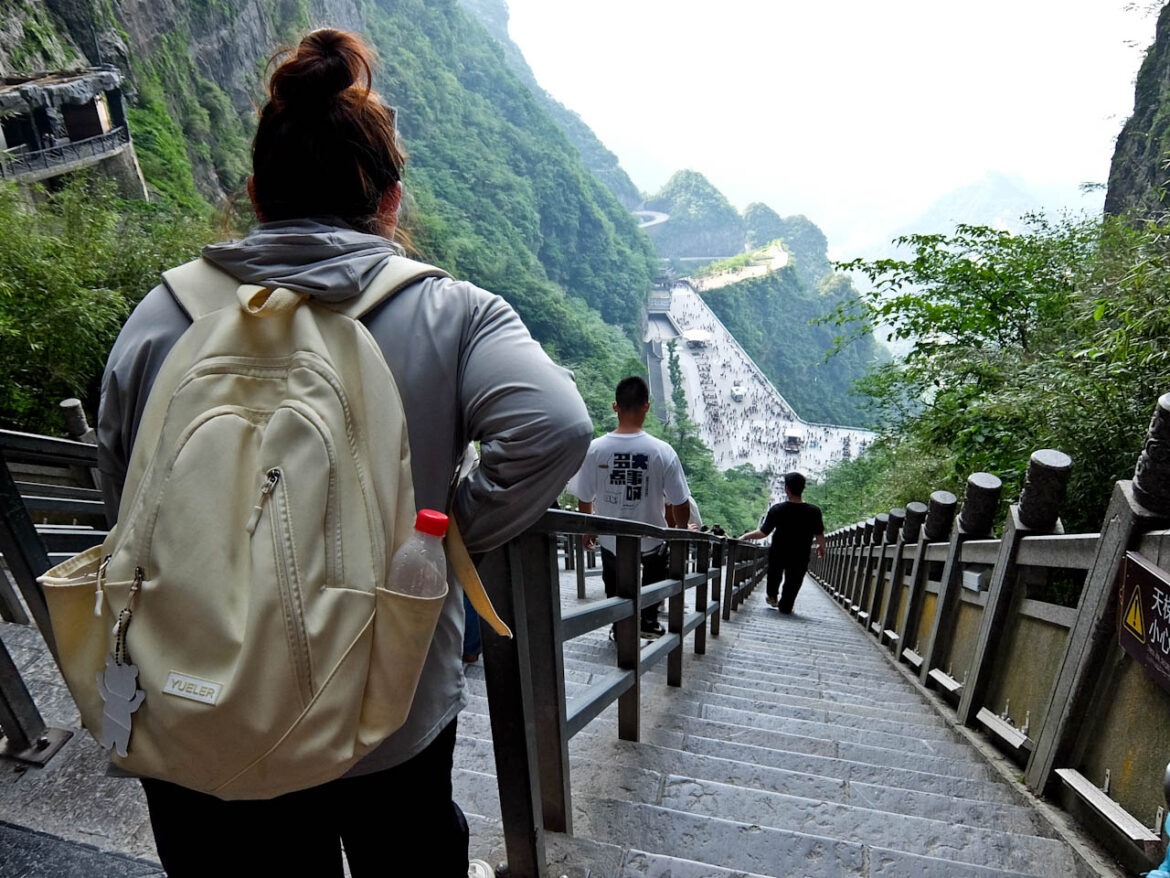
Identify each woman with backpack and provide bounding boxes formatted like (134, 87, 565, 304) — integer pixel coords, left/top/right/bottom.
(94, 28, 592, 878)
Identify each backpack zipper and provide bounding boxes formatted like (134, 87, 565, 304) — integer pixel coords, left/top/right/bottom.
(265, 467, 315, 705)
(245, 469, 281, 535)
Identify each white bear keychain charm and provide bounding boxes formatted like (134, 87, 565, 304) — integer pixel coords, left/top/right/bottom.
(96, 579, 144, 758)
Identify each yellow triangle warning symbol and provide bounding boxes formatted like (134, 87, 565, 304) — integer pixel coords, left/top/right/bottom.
(1124, 587, 1145, 643)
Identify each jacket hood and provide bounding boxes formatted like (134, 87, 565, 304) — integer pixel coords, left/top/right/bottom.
(201, 219, 403, 303)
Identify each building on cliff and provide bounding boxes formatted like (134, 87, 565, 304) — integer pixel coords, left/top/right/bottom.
(0, 67, 147, 199)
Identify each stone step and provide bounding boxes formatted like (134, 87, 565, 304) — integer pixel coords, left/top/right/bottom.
(454, 727, 1020, 816)
(654, 775, 1073, 873)
(676, 701, 977, 761)
(573, 798, 1056, 878)
(455, 705, 997, 787)
(453, 730, 1043, 842)
(464, 688, 979, 763)
(465, 672, 948, 736)
(568, 736, 1047, 832)
(557, 648, 927, 703)
(562, 638, 910, 686)
(687, 670, 939, 715)
(654, 687, 953, 738)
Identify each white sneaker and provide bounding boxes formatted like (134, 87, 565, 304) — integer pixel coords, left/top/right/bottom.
(469, 859, 495, 878)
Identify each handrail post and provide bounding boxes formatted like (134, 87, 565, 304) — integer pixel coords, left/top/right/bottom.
(1028, 394, 1170, 794)
(615, 534, 642, 742)
(722, 540, 738, 621)
(898, 492, 956, 657)
(695, 539, 711, 653)
(479, 544, 548, 878)
(852, 520, 878, 617)
(574, 534, 586, 599)
(872, 508, 906, 640)
(959, 450, 1071, 726)
(0, 449, 58, 656)
(880, 503, 923, 646)
(861, 513, 891, 630)
(710, 537, 724, 636)
(919, 473, 1002, 687)
(667, 537, 686, 687)
(847, 521, 873, 611)
(518, 532, 572, 834)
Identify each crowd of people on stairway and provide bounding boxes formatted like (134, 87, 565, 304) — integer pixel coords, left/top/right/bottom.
(666, 282, 872, 493)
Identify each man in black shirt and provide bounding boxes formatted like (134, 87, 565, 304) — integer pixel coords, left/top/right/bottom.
(740, 472, 826, 614)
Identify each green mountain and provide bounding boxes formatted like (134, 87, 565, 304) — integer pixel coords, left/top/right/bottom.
(456, 0, 643, 209)
(743, 203, 831, 288)
(0, 0, 657, 426)
(644, 170, 746, 259)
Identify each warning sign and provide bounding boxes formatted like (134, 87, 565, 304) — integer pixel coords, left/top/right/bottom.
(1123, 587, 1145, 643)
(1118, 551, 1170, 694)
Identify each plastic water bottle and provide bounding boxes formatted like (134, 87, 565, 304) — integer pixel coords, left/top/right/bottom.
(388, 510, 449, 597)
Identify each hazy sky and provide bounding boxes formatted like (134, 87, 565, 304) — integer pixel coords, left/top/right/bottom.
(503, 1, 1160, 256)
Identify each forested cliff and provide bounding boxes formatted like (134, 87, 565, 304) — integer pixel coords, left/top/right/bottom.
(0, 0, 657, 427)
(1106, 2, 1170, 216)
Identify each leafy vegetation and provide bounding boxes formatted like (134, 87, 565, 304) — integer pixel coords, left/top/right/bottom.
(812, 213, 1170, 533)
(0, 178, 212, 432)
(743, 205, 831, 288)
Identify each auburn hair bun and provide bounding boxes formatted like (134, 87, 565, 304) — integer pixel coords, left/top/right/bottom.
(269, 28, 371, 108)
(252, 28, 406, 239)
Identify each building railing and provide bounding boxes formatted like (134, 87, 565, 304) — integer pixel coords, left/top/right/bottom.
(477, 509, 766, 876)
(808, 391, 1170, 874)
(0, 126, 130, 181)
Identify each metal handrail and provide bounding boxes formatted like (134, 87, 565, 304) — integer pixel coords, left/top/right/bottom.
(0, 127, 129, 180)
(478, 509, 768, 876)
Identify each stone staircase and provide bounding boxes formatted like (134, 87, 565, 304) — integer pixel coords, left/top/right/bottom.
(456, 575, 1102, 877)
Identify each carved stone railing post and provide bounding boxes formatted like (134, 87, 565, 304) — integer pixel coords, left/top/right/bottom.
(958, 450, 1072, 725)
(857, 514, 888, 624)
(876, 505, 916, 645)
(854, 517, 885, 619)
(840, 525, 862, 604)
(897, 492, 956, 664)
(834, 527, 851, 602)
(865, 510, 902, 635)
(919, 473, 1002, 687)
(847, 521, 874, 610)
(1028, 394, 1170, 794)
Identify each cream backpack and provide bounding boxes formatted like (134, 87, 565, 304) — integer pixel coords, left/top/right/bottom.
(38, 255, 509, 799)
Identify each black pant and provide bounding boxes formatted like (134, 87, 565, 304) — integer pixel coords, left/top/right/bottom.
(140, 719, 468, 877)
(601, 546, 668, 625)
(767, 556, 808, 613)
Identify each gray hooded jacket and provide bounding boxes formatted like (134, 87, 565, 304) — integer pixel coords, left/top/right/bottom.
(98, 220, 593, 776)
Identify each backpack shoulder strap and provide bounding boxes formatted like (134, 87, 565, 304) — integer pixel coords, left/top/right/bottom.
(162, 258, 242, 320)
(162, 256, 450, 322)
(323, 256, 451, 320)
(447, 517, 512, 639)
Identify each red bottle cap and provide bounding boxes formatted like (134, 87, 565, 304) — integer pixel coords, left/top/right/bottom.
(415, 509, 449, 537)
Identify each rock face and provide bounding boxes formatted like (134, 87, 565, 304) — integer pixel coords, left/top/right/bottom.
(1, 0, 366, 198)
(0, 0, 86, 72)
(1105, 5, 1170, 217)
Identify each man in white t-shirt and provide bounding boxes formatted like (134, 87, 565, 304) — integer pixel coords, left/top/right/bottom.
(568, 376, 691, 638)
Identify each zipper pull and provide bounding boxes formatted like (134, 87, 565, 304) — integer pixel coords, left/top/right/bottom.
(245, 469, 281, 534)
(93, 554, 112, 617)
